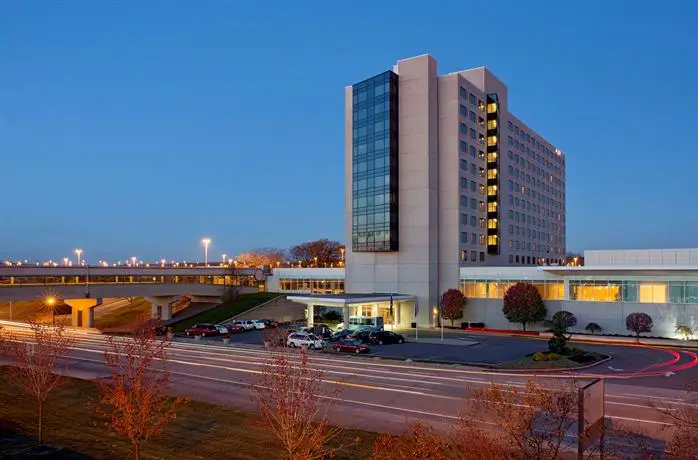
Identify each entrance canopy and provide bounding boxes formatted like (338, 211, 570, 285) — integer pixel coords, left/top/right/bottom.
(287, 292, 416, 306)
(287, 293, 417, 329)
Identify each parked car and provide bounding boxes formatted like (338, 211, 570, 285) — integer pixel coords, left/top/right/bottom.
(260, 319, 278, 328)
(234, 320, 255, 331)
(152, 325, 170, 336)
(251, 320, 266, 330)
(286, 332, 325, 350)
(185, 324, 219, 337)
(215, 325, 230, 335)
(349, 330, 373, 344)
(222, 323, 245, 334)
(329, 329, 354, 342)
(332, 339, 369, 354)
(369, 331, 405, 345)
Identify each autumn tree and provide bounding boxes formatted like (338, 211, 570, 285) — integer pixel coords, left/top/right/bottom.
(469, 379, 578, 460)
(441, 289, 467, 327)
(0, 321, 74, 444)
(289, 239, 343, 267)
(625, 312, 653, 340)
(97, 320, 183, 460)
(253, 346, 343, 459)
(236, 247, 286, 267)
(502, 283, 546, 331)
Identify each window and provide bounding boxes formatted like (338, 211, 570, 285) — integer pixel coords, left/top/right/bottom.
(487, 168, 498, 179)
(487, 185, 498, 196)
(479, 217, 486, 228)
(460, 123, 467, 134)
(508, 210, 513, 219)
(478, 167, 486, 177)
(470, 181, 476, 192)
(508, 136, 513, 146)
(479, 234, 486, 245)
(478, 99, 485, 111)
(487, 102, 498, 113)
(507, 121, 513, 131)
(470, 145, 476, 158)
(487, 218, 498, 229)
(470, 128, 476, 140)
(471, 250, 477, 261)
(460, 86, 467, 99)
(508, 224, 513, 234)
(470, 215, 476, 226)
(478, 150, 485, 161)
(470, 163, 476, 174)
(508, 150, 514, 160)
(460, 232, 468, 243)
(479, 201, 486, 212)
(470, 198, 476, 209)
(469, 93, 476, 105)
(471, 233, 477, 244)
(488, 235, 498, 245)
(461, 213, 467, 225)
(469, 111, 476, 122)
(488, 202, 497, 212)
(460, 140, 467, 152)
(460, 195, 467, 207)
(460, 177, 467, 188)
(479, 184, 486, 195)
(460, 159, 467, 170)
(459, 104, 467, 117)
(479, 252, 485, 262)
(461, 250, 468, 261)
(488, 152, 498, 162)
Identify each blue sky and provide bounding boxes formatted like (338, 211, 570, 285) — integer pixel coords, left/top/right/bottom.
(2, 0, 697, 263)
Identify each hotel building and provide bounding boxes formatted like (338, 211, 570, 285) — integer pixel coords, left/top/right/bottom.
(342, 54, 565, 326)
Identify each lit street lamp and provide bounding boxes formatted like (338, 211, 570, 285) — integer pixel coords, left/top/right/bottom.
(45, 296, 57, 326)
(130, 256, 137, 267)
(201, 238, 211, 267)
(222, 254, 227, 265)
(63, 257, 69, 266)
(74, 249, 82, 266)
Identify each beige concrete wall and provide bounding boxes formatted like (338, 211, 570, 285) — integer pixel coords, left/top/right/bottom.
(437, 73, 461, 295)
(585, 249, 698, 266)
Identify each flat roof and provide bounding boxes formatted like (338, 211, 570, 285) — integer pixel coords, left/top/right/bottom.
(287, 293, 416, 305)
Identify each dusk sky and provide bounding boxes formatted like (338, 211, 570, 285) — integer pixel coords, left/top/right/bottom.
(2, 0, 697, 263)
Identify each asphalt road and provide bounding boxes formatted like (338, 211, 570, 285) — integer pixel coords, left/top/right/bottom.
(5, 325, 697, 453)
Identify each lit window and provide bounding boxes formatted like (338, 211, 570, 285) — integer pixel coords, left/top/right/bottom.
(487, 102, 498, 113)
(487, 168, 498, 179)
(487, 202, 497, 212)
(487, 218, 498, 229)
(488, 152, 498, 162)
(479, 184, 486, 195)
(487, 136, 498, 147)
(479, 234, 486, 245)
(479, 217, 486, 228)
(487, 185, 498, 196)
(479, 201, 486, 212)
(461, 250, 468, 261)
(478, 100, 485, 111)
(487, 235, 498, 245)
(478, 150, 485, 161)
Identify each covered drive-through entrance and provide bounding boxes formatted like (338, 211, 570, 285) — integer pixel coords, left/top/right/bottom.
(287, 293, 417, 331)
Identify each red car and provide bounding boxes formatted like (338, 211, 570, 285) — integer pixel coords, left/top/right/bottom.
(184, 323, 218, 337)
(332, 339, 369, 354)
(222, 323, 245, 334)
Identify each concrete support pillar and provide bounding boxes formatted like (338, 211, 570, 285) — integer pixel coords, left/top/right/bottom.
(563, 278, 570, 301)
(65, 298, 101, 328)
(146, 296, 176, 321)
(307, 304, 314, 327)
(342, 306, 350, 327)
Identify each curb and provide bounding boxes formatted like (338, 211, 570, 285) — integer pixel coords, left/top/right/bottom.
(490, 354, 612, 373)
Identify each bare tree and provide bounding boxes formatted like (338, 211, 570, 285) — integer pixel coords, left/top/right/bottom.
(236, 247, 286, 267)
(0, 320, 74, 444)
(469, 379, 578, 460)
(289, 239, 343, 267)
(253, 346, 343, 459)
(97, 320, 183, 460)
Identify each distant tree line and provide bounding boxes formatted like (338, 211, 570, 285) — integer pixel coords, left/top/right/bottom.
(235, 239, 345, 268)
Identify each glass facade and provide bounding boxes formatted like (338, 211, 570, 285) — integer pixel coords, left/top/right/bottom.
(352, 71, 399, 252)
(278, 278, 345, 294)
(485, 93, 500, 255)
(461, 279, 564, 301)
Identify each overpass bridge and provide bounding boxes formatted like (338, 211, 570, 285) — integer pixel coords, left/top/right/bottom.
(0, 266, 267, 327)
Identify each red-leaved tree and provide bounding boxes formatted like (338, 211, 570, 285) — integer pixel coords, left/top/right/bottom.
(502, 283, 546, 331)
(441, 289, 467, 326)
(0, 320, 74, 444)
(97, 321, 184, 460)
(626, 312, 653, 340)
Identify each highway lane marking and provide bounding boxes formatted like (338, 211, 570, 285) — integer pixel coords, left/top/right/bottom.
(620, 393, 686, 401)
(609, 415, 673, 426)
(606, 401, 677, 411)
(66, 355, 461, 400)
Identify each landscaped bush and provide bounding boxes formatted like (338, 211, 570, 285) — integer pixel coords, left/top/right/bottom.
(585, 322, 602, 334)
(460, 322, 469, 329)
(552, 311, 577, 329)
(469, 322, 485, 328)
(546, 353, 558, 361)
(502, 283, 546, 331)
(676, 325, 694, 340)
(626, 312, 653, 340)
(533, 352, 546, 361)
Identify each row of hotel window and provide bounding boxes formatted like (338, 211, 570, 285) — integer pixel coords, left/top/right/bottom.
(459, 86, 485, 111)
(0, 275, 260, 287)
(505, 120, 563, 166)
(508, 149, 563, 185)
(460, 280, 698, 304)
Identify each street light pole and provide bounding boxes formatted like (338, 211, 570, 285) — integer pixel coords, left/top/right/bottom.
(201, 238, 211, 267)
(74, 248, 82, 266)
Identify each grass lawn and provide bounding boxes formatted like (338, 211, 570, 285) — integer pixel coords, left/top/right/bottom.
(495, 351, 608, 370)
(94, 298, 151, 330)
(0, 369, 376, 459)
(0, 300, 57, 323)
(172, 293, 279, 332)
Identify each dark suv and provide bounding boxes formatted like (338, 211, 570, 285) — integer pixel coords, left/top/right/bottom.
(369, 331, 405, 345)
